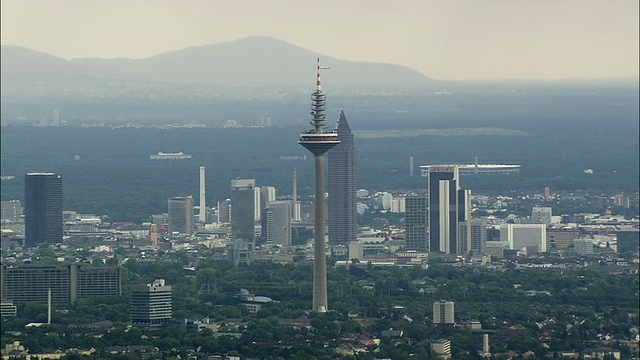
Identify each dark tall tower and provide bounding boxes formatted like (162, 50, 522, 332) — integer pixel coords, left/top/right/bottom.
(428, 165, 470, 254)
(230, 179, 256, 245)
(298, 58, 339, 312)
(328, 110, 357, 245)
(24, 173, 63, 247)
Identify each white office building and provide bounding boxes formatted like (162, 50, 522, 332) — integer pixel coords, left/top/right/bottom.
(500, 224, 547, 252)
(433, 300, 455, 324)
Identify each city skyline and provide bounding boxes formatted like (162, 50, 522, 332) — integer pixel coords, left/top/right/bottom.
(1, 1, 638, 80)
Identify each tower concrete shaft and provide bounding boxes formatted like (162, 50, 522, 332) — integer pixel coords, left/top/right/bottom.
(312, 154, 327, 312)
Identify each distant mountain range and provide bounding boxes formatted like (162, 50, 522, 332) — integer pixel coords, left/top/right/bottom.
(0, 36, 434, 88)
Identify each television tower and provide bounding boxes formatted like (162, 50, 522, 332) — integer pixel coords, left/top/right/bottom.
(298, 58, 339, 312)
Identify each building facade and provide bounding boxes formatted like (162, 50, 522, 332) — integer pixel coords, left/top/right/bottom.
(547, 229, 580, 249)
(230, 179, 256, 246)
(328, 111, 358, 245)
(459, 219, 487, 253)
(130, 279, 172, 330)
(24, 173, 63, 246)
(261, 200, 291, 245)
(433, 300, 455, 324)
(405, 194, 428, 252)
(1, 264, 121, 307)
(168, 196, 193, 235)
(500, 224, 547, 252)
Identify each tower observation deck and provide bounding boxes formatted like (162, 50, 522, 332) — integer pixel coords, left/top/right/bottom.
(298, 58, 338, 313)
(298, 58, 340, 155)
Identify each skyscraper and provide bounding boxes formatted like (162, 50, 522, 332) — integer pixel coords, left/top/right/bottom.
(428, 166, 470, 254)
(24, 173, 63, 247)
(259, 186, 276, 216)
(130, 279, 172, 330)
(405, 194, 428, 252)
(433, 300, 455, 324)
(230, 179, 256, 245)
(298, 59, 339, 312)
(199, 166, 206, 223)
(458, 219, 487, 253)
(292, 167, 301, 222)
(168, 196, 193, 235)
(328, 111, 357, 245)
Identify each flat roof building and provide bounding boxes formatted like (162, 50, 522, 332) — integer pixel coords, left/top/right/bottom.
(405, 194, 428, 252)
(433, 300, 455, 325)
(131, 279, 172, 330)
(1, 264, 121, 308)
(168, 196, 193, 235)
(24, 173, 63, 246)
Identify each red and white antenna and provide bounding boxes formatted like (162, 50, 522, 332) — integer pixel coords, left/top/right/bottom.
(316, 57, 331, 91)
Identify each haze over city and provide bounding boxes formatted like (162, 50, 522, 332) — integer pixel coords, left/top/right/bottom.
(1, 1, 638, 359)
(1, 0, 638, 80)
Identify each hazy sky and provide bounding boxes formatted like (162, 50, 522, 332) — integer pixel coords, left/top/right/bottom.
(1, 0, 638, 80)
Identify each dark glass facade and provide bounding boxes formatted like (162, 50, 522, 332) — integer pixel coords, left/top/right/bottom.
(24, 173, 63, 247)
(328, 111, 357, 245)
(230, 179, 255, 245)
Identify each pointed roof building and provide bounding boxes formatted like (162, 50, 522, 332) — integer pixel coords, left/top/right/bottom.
(328, 110, 358, 245)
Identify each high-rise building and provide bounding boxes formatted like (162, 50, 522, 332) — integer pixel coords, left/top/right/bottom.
(53, 109, 61, 126)
(390, 196, 406, 213)
(199, 166, 206, 223)
(405, 195, 428, 252)
(231, 179, 256, 246)
(459, 219, 487, 253)
(24, 173, 63, 247)
(433, 300, 455, 324)
(168, 196, 193, 235)
(254, 187, 262, 221)
(292, 168, 301, 222)
(378, 192, 393, 210)
(428, 166, 470, 254)
(261, 208, 275, 243)
(298, 58, 339, 312)
(265, 200, 291, 245)
(217, 200, 231, 223)
(260, 186, 276, 210)
(257, 186, 276, 222)
(328, 110, 357, 245)
(130, 279, 172, 330)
